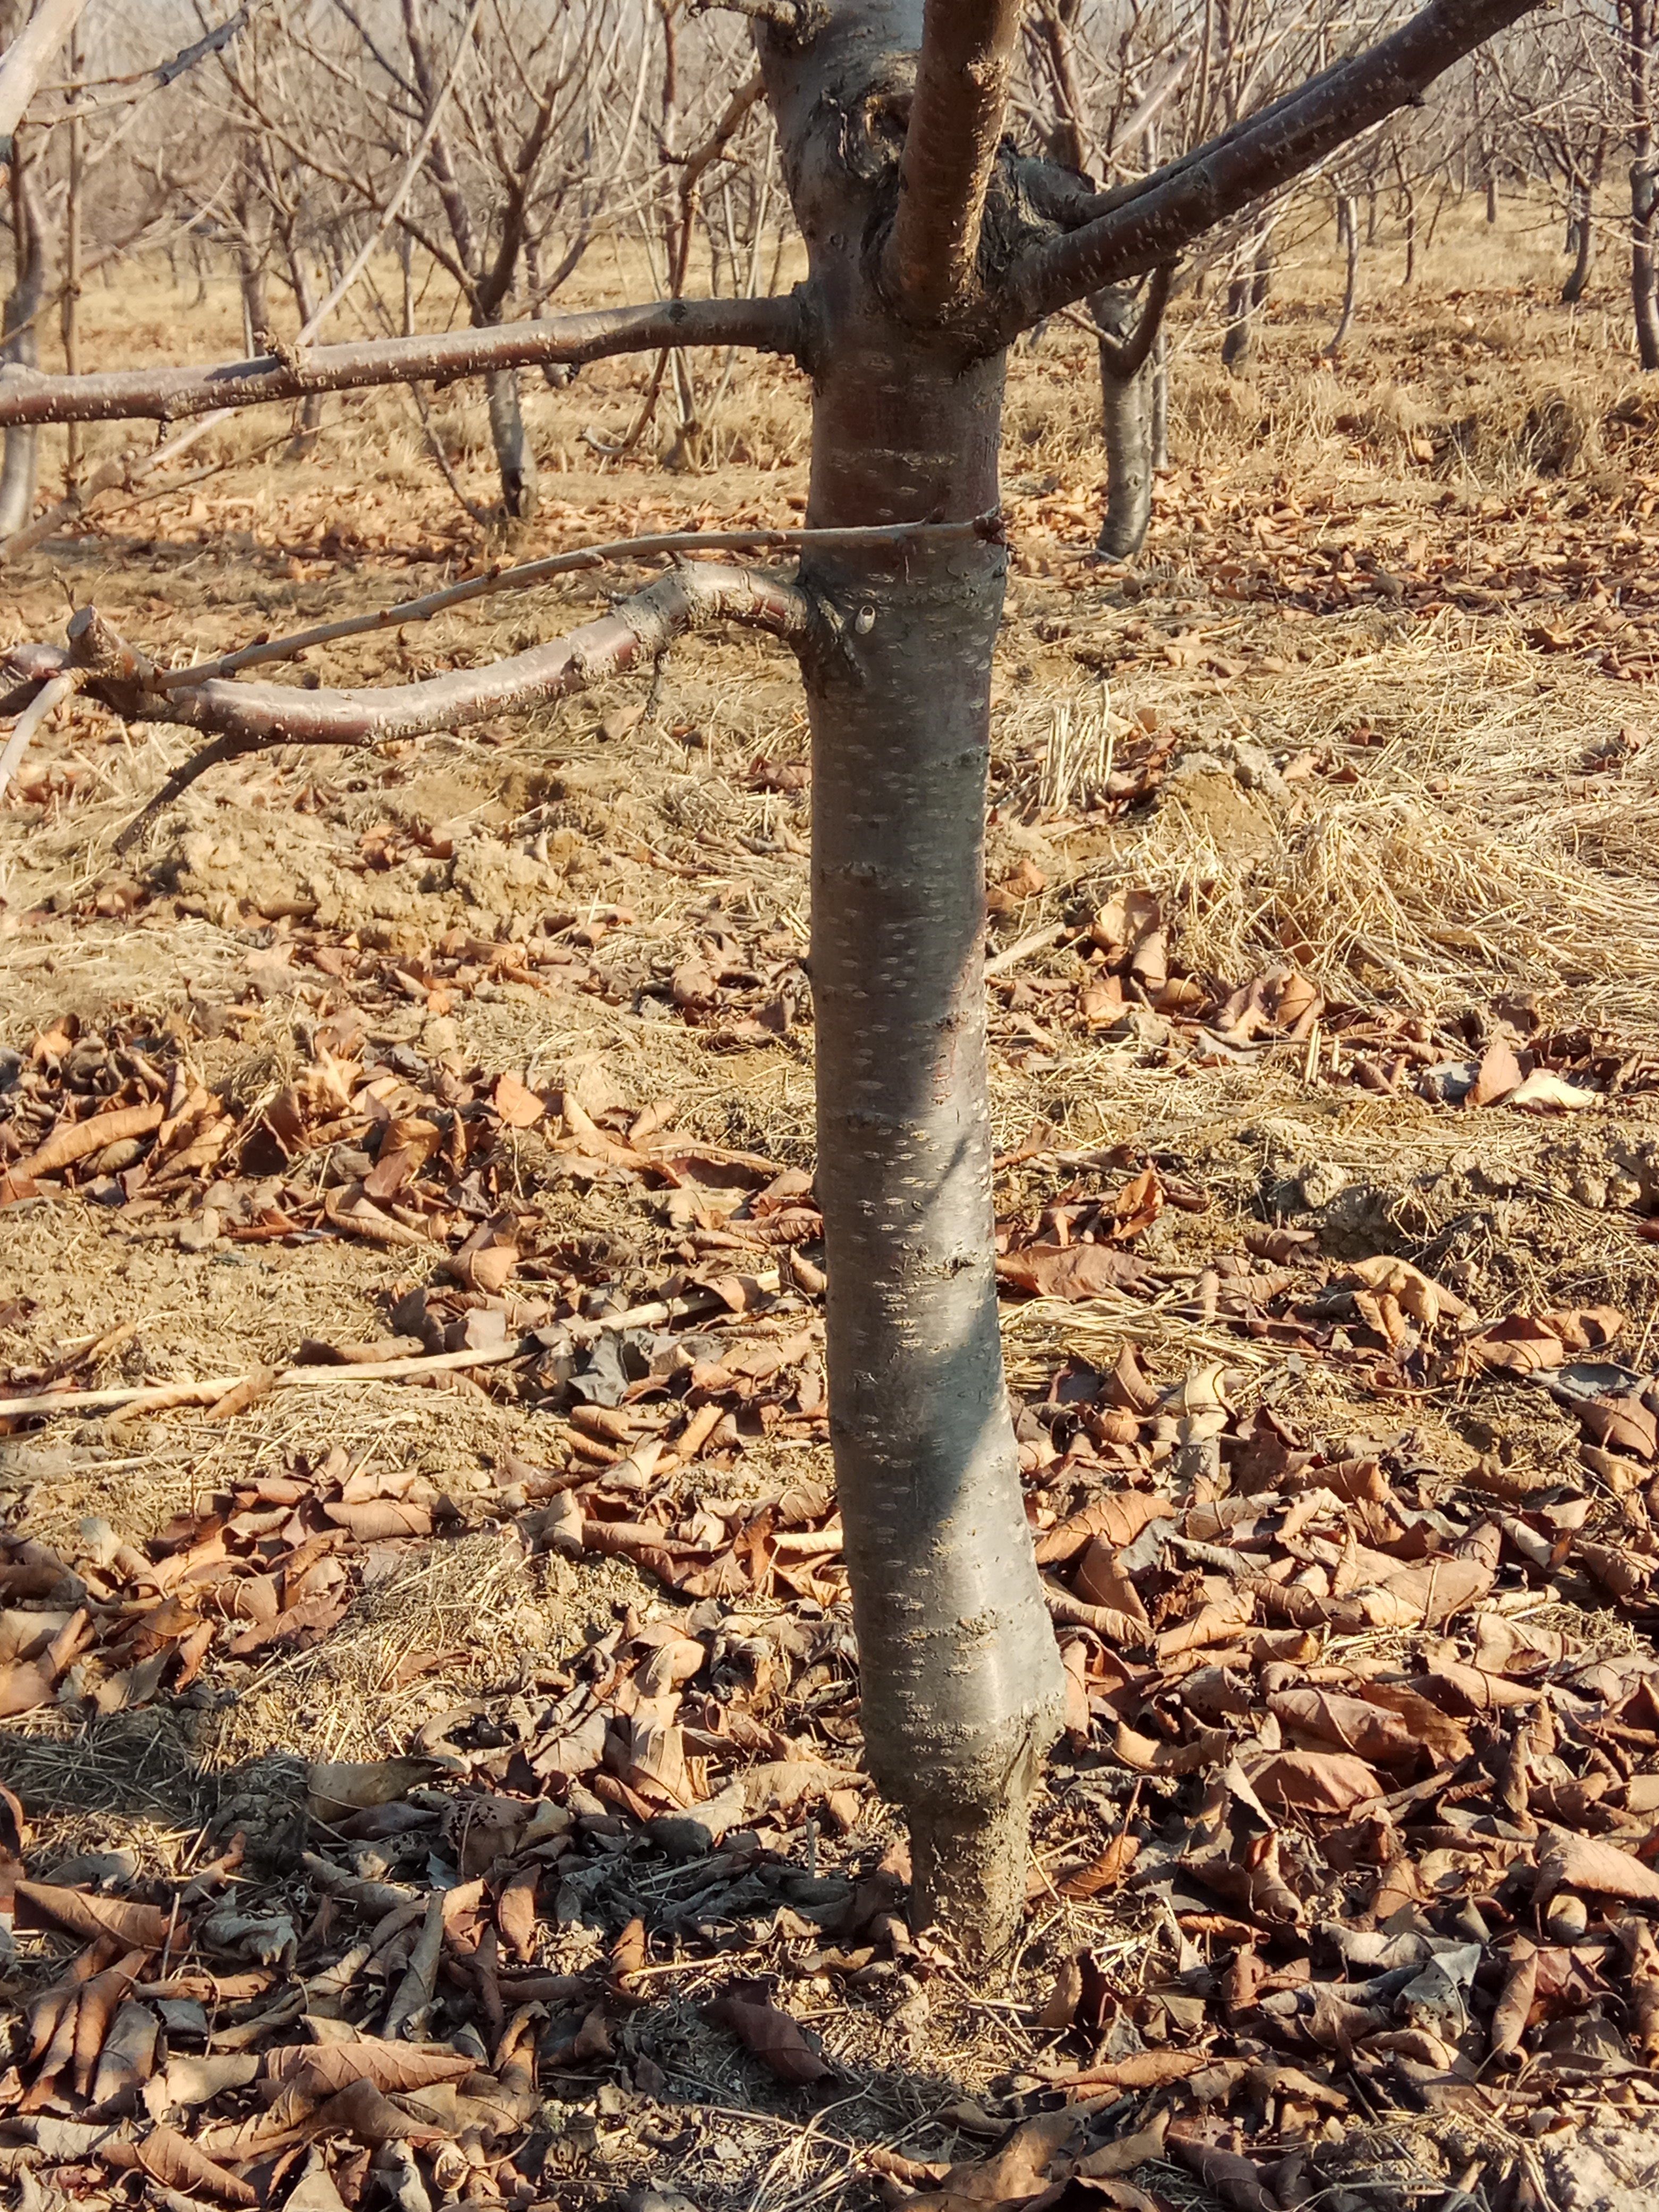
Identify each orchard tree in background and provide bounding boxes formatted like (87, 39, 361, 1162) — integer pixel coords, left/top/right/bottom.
(0, 0, 1543, 1946)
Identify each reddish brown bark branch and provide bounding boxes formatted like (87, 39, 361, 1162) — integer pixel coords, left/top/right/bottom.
(0, 293, 803, 428)
(990, 0, 1543, 337)
(21, 565, 812, 851)
(889, 0, 1027, 316)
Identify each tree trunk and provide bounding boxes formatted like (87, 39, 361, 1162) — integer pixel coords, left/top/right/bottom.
(1627, 4, 1659, 366)
(0, 155, 44, 540)
(1563, 177, 1596, 303)
(284, 249, 323, 458)
(1092, 286, 1153, 559)
(1327, 194, 1360, 354)
(1633, 160, 1659, 368)
(1150, 326, 1168, 470)
(1221, 238, 1270, 374)
(1486, 167, 1498, 223)
(60, 30, 81, 490)
(764, 4, 1064, 1949)
(1221, 271, 1254, 371)
(803, 345, 1063, 1941)
(485, 367, 539, 522)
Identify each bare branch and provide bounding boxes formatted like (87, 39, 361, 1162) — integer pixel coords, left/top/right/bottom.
(691, 0, 807, 28)
(33, 4, 256, 119)
(890, 0, 1027, 317)
(0, 668, 75, 799)
(0, 0, 92, 169)
(157, 515, 999, 688)
(304, 0, 485, 340)
(52, 566, 812, 852)
(0, 293, 804, 430)
(991, 0, 1544, 337)
(591, 66, 768, 464)
(1091, 261, 1173, 380)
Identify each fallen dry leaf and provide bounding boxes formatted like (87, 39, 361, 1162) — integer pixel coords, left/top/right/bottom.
(1248, 1750, 1384, 1815)
(994, 1244, 1147, 1300)
(703, 1986, 830, 2084)
(123, 2123, 257, 2206)
(14, 1881, 171, 1950)
(1536, 1831, 1659, 1905)
(1170, 2136, 1278, 2212)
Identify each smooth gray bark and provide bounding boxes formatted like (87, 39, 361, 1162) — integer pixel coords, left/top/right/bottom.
(285, 249, 324, 458)
(763, 0, 1065, 1948)
(1221, 238, 1271, 373)
(1150, 326, 1168, 470)
(0, 158, 44, 540)
(1563, 178, 1596, 303)
(1091, 278, 1168, 560)
(1327, 194, 1360, 354)
(1634, 160, 1659, 369)
(485, 368, 538, 521)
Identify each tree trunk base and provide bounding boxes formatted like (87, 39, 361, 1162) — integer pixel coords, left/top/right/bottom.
(909, 1786, 1035, 1957)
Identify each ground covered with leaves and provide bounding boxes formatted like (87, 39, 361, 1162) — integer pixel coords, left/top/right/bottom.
(4, 238, 1659, 2212)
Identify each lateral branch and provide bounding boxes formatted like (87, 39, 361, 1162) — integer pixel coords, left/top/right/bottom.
(156, 514, 1000, 687)
(994, 0, 1543, 334)
(0, 292, 803, 428)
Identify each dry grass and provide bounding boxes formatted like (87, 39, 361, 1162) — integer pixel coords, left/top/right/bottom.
(1069, 634, 1659, 1034)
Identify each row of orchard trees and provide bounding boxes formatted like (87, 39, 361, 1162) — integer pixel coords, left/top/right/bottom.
(5, 0, 1659, 554)
(0, 0, 777, 534)
(1015, 0, 1659, 552)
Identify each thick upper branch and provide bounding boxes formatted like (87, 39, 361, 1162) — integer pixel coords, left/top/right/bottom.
(991, 0, 1542, 337)
(0, 293, 803, 428)
(888, 0, 1026, 317)
(0, 0, 92, 162)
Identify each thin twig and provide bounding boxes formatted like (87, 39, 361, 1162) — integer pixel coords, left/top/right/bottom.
(406, 374, 493, 530)
(0, 1271, 782, 1420)
(985, 921, 1069, 978)
(300, 0, 484, 343)
(0, 671, 80, 800)
(158, 512, 1001, 688)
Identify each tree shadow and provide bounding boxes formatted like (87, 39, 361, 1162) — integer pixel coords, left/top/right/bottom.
(0, 1710, 307, 1866)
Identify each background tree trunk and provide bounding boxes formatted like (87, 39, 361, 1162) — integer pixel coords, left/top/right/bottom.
(1632, 160, 1659, 365)
(1327, 193, 1361, 354)
(1092, 284, 1157, 559)
(285, 247, 324, 458)
(1563, 176, 1597, 302)
(1221, 236, 1271, 373)
(1150, 326, 1169, 470)
(0, 153, 44, 540)
(60, 28, 82, 490)
(1221, 269, 1254, 370)
(485, 368, 539, 521)
(1627, 2, 1659, 367)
